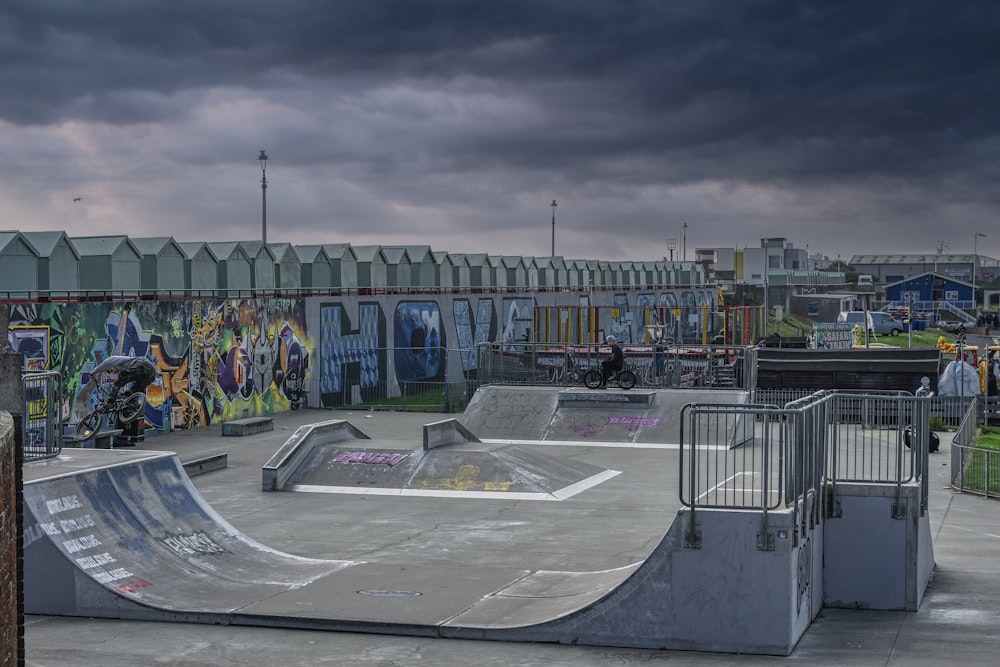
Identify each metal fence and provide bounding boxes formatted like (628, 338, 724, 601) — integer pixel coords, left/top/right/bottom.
(22, 371, 62, 462)
(678, 391, 931, 548)
(950, 398, 1000, 498)
(475, 342, 757, 390)
(754, 388, 977, 430)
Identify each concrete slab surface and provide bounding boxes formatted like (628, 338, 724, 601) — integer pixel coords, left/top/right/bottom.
(23, 402, 1000, 666)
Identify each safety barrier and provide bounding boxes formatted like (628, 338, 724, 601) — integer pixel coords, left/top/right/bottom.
(950, 398, 1000, 498)
(22, 371, 62, 462)
(679, 391, 931, 549)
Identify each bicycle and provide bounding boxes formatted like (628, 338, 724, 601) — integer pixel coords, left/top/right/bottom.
(74, 382, 147, 441)
(583, 366, 637, 390)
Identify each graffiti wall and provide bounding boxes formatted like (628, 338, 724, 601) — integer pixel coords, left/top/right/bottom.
(7, 299, 310, 433)
(8, 287, 719, 432)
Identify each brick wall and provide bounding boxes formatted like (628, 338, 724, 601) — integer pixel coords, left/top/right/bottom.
(0, 411, 23, 667)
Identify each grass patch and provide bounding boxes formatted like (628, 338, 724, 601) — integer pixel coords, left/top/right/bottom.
(328, 382, 469, 413)
(964, 427, 1000, 495)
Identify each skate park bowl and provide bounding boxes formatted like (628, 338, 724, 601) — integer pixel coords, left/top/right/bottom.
(21, 388, 935, 655)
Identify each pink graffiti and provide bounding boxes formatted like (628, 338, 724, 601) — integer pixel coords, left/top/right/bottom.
(569, 417, 605, 438)
(334, 451, 410, 466)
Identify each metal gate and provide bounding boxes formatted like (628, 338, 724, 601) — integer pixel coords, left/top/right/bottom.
(23, 371, 62, 462)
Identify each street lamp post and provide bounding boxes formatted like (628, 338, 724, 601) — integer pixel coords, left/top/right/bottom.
(973, 232, 986, 308)
(259, 150, 269, 244)
(550, 200, 557, 256)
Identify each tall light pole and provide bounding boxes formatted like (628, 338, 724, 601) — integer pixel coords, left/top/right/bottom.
(973, 232, 986, 307)
(682, 222, 688, 261)
(550, 200, 557, 256)
(259, 149, 269, 244)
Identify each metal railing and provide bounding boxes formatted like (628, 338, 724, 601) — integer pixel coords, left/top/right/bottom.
(950, 398, 1000, 498)
(476, 342, 756, 391)
(754, 388, 977, 430)
(679, 391, 931, 548)
(22, 371, 62, 462)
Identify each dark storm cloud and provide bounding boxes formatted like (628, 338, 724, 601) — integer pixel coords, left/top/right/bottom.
(1, 0, 998, 258)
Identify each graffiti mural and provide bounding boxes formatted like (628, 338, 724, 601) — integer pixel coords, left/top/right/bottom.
(8, 298, 312, 432)
(610, 293, 631, 343)
(500, 298, 534, 348)
(320, 302, 386, 406)
(453, 299, 495, 374)
(394, 302, 445, 382)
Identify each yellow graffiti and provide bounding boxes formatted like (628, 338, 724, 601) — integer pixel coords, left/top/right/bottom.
(419, 464, 511, 492)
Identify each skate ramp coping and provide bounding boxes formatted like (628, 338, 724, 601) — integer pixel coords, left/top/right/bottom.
(262, 418, 370, 491)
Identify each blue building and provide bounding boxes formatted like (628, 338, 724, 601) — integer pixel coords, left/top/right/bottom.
(884, 272, 976, 322)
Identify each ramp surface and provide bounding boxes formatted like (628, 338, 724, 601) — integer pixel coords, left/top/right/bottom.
(463, 386, 749, 445)
(22, 448, 700, 648)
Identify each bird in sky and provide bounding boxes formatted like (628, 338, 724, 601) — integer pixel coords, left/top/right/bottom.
(73, 197, 82, 203)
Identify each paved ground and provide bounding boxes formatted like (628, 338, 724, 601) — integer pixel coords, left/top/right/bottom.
(23, 402, 1000, 666)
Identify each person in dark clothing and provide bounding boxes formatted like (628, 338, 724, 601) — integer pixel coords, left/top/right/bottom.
(90, 355, 157, 405)
(600, 335, 624, 386)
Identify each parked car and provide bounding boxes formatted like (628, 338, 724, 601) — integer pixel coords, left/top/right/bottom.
(836, 311, 904, 336)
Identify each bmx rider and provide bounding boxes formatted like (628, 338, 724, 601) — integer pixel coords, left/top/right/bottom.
(600, 335, 624, 387)
(90, 355, 157, 405)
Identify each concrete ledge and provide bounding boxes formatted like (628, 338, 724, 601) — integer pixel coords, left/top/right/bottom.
(182, 453, 228, 477)
(262, 419, 370, 491)
(97, 429, 124, 449)
(423, 418, 481, 450)
(558, 391, 655, 407)
(222, 417, 274, 436)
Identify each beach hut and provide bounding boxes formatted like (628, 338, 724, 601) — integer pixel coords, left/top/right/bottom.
(448, 253, 470, 288)
(71, 235, 142, 293)
(206, 242, 253, 295)
(238, 241, 277, 291)
(465, 253, 491, 290)
(178, 242, 219, 294)
(398, 245, 435, 288)
(130, 237, 186, 292)
(322, 244, 359, 289)
(295, 245, 333, 291)
(353, 246, 388, 289)
(432, 251, 456, 289)
(20, 231, 80, 293)
(0, 231, 40, 296)
(380, 246, 412, 290)
(500, 256, 526, 289)
(267, 242, 302, 291)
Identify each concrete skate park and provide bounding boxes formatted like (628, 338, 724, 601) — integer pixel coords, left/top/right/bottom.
(21, 384, 948, 657)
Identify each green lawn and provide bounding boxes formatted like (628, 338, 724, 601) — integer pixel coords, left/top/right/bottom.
(965, 427, 1000, 495)
(771, 312, 958, 349)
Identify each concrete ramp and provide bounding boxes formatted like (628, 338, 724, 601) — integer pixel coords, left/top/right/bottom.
(22, 443, 813, 655)
(464, 386, 751, 446)
(23, 451, 354, 619)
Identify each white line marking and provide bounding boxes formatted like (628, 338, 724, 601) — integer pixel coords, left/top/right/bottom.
(288, 470, 622, 501)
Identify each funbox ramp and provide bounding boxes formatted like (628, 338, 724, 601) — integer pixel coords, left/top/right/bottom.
(463, 385, 752, 446)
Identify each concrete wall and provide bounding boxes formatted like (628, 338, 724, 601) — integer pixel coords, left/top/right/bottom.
(824, 482, 934, 611)
(3, 286, 719, 435)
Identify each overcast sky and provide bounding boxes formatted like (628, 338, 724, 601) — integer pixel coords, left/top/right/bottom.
(2, 1, 999, 263)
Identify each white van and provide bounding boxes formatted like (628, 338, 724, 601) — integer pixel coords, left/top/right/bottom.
(857, 274, 873, 286)
(837, 311, 904, 336)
